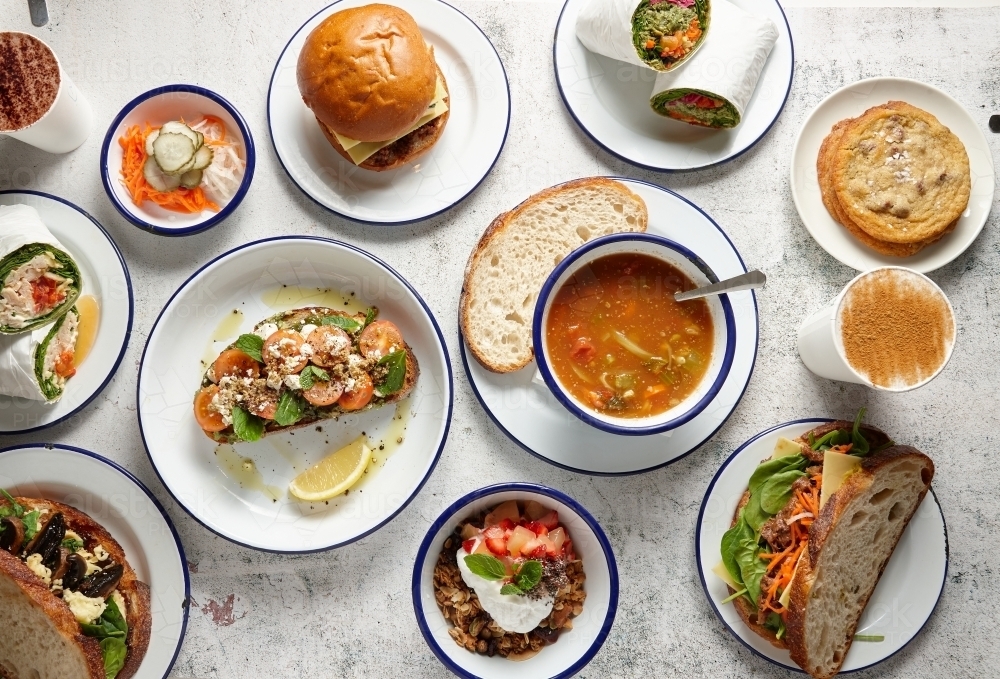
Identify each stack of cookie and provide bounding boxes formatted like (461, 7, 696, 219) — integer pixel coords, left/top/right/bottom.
(817, 101, 971, 257)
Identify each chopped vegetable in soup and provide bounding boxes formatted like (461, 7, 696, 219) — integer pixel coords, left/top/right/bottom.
(544, 253, 714, 418)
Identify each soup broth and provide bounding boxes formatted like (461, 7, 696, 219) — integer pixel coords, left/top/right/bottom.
(544, 253, 714, 418)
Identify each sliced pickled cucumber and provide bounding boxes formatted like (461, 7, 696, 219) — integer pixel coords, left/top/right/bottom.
(143, 157, 181, 192)
(152, 132, 196, 173)
(171, 153, 199, 177)
(191, 145, 214, 171)
(144, 129, 160, 157)
(160, 121, 202, 149)
(179, 168, 203, 189)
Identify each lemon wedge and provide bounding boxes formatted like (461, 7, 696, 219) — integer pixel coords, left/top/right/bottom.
(289, 436, 371, 501)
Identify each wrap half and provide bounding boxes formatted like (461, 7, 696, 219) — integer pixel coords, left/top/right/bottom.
(649, 0, 777, 128)
(576, 0, 711, 72)
(0, 204, 82, 334)
(0, 305, 79, 402)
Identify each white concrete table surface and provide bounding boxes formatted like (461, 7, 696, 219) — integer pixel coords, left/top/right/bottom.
(1, 1, 998, 677)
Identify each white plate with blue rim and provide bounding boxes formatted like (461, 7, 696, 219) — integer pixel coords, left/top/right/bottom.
(412, 482, 618, 679)
(553, 0, 794, 171)
(461, 177, 758, 475)
(696, 419, 947, 673)
(0, 443, 189, 679)
(0, 191, 133, 434)
(100, 85, 255, 236)
(137, 236, 453, 552)
(267, 0, 510, 224)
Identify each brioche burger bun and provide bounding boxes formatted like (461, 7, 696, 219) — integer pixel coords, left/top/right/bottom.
(296, 4, 450, 171)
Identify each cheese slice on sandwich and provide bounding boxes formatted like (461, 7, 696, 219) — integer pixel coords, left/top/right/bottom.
(333, 77, 449, 165)
(819, 450, 862, 509)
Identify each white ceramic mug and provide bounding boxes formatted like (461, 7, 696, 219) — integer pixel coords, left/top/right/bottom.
(0, 32, 93, 154)
(797, 266, 956, 392)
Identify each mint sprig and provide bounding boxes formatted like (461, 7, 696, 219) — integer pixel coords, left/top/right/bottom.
(463, 554, 506, 581)
(273, 391, 302, 427)
(234, 334, 264, 363)
(231, 406, 264, 442)
(463, 554, 543, 596)
(319, 315, 361, 334)
(377, 350, 407, 395)
(363, 306, 377, 330)
(299, 365, 330, 391)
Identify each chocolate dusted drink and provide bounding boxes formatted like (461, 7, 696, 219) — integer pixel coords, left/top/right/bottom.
(0, 32, 60, 132)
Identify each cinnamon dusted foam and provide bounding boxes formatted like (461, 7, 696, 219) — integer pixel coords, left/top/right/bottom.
(838, 269, 955, 389)
(0, 32, 60, 132)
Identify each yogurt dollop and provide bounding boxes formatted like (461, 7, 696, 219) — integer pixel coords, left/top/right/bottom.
(456, 548, 553, 633)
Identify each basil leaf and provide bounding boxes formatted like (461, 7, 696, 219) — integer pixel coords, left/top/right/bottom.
(274, 391, 302, 427)
(499, 583, 523, 596)
(1, 489, 24, 517)
(742, 492, 770, 532)
(747, 454, 806, 494)
(759, 470, 807, 514)
(721, 516, 753, 586)
(851, 408, 870, 456)
(62, 537, 84, 552)
(299, 365, 329, 391)
(463, 554, 507, 581)
(22, 510, 40, 541)
(363, 306, 377, 329)
(377, 350, 407, 395)
(320, 315, 361, 334)
(231, 406, 264, 442)
(513, 560, 543, 592)
(233, 334, 264, 363)
(100, 637, 127, 679)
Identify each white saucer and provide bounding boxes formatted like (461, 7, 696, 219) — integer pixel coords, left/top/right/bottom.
(461, 178, 758, 475)
(0, 192, 133, 433)
(267, 0, 510, 224)
(553, 0, 793, 171)
(0, 444, 189, 679)
(696, 419, 947, 673)
(137, 236, 453, 552)
(790, 77, 995, 273)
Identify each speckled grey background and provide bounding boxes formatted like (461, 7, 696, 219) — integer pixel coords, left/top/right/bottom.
(1, 1, 998, 677)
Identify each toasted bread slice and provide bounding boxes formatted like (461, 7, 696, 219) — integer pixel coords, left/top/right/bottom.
(786, 447, 933, 679)
(0, 498, 152, 679)
(204, 307, 419, 444)
(460, 178, 648, 373)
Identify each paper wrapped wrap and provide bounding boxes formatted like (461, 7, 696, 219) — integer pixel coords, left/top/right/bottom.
(649, 0, 777, 128)
(0, 307, 76, 403)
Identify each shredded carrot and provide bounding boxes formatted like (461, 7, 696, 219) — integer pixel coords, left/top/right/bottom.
(118, 123, 220, 214)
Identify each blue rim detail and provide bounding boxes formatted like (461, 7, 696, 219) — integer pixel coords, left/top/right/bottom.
(0, 190, 134, 434)
(552, 0, 795, 173)
(460, 177, 759, 476)
(99, 84, 256, 236)
(531, 233, 736, 436)
(0, 442, 191, 679)
(695, 418, 949, 674)
(265, 0, 511, 225)
(411, 482, 619, 679)
(136, 235, 454, 553)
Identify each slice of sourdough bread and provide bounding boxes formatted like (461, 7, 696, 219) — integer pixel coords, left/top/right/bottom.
(460, 178, 648, 373)
(786, 446, 934, 679)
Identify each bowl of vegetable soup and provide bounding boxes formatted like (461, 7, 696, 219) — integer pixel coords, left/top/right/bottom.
(532, 233, 736, 436)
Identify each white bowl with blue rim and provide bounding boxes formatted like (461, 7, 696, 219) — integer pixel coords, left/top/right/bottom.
(100, 84, 255, 236)
(532, 233, 736, 436)
(413, 483, 618, 679)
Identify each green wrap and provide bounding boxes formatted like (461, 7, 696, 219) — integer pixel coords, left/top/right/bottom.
(0, 243, 82, 334)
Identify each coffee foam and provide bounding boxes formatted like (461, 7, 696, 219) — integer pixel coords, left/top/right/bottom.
(0, 32, 60, 132)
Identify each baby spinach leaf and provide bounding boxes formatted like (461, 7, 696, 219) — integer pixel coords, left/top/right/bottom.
(231, 406, 264, 442)
(513, 560, 543, 592)
(500, 583, 523, 596)
(812, 429, 849, 451)
(377, 350, 407, 395)
(233, 334, 264, 363)
(742, 492, 770, 532)
(463, 554, 506, 581)
(320, 315, 361, 334)
(759, 470, 807, 514)
(0, 489, 24, 517)
(273, 391, 302, 427)
(850, 408, 870, 456)
(298, 365, 330, 391)
(721, 516, 753, 586)
(100, 637, 127, 679)
(748, 454, 806, 494)
(62, 537, 84, 552)
(81, 597, 128, 640)
(735, 536, 766, 606)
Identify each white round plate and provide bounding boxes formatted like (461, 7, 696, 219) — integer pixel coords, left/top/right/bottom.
(138, 236, 453, 552)
(697, 419, 947, 673)
(267, 0, 510, 224)
(0, 191, 133, 434)
(0, 444, 189, 679)
(553, 0, 794, 171)
(790, 77, 996, 273)
(461, 178, 758, 475)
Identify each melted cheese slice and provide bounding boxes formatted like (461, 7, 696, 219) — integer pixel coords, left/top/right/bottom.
(778, 549, 805, 607)
(333, 77, 449, 165)
(820, 451, 862, 509)
(712, 561, 740, 590)
(771, 436, 802, 460)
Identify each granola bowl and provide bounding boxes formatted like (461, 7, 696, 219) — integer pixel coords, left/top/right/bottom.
(413, 483, 618, 678)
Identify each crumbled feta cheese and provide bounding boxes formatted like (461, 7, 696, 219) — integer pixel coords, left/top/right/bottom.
(300, 324, 317, 338)
(255, 323, 278, 341)
(93, 544, 110, 562)
(63, 590, 107, 625)
(25, 553, 51, 585)
(284, 374, 302, 390)
(111, 589, 127, 623)
(266, 372, 283, 390)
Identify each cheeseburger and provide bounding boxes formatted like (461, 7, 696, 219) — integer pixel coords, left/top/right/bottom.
(296, 4, 450, 171)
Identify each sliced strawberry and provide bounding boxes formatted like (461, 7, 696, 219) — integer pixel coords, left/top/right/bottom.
(486, 537, 507, 556)
(527, 545, 547, 559)
(537, 511, 559, 530)
(524, 521, 549, 537)
(483, 525, 505, 540)
(563, 539, 575, 560)
(497, 518, 516, 532)
(462, 539, 477, 554)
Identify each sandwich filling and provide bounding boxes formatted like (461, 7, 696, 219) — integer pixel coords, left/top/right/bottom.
(331, 76, 449, 165)
(716, 410, 888, 639)
(1, 492, 131, 679)
(0, 245, 79, 333)
(35, 306, 80, 402)
(650, 89, 741, 128)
